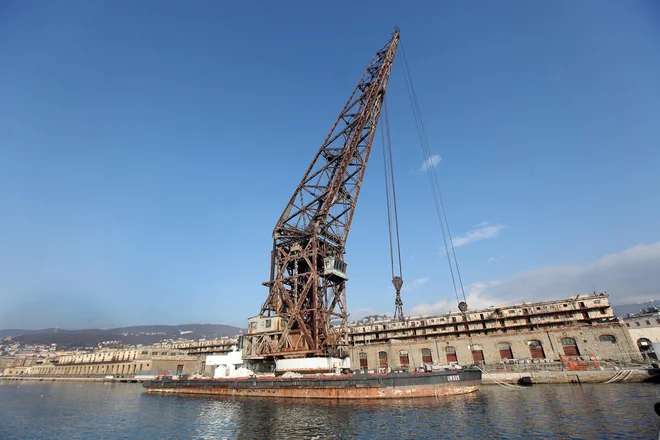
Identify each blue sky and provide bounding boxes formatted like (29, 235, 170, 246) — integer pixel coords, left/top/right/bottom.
(1, 1, 659, 330)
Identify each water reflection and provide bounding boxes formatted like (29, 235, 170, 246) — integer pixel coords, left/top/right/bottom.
(193, 399, 242, 440)
(1, 382, 658, 439)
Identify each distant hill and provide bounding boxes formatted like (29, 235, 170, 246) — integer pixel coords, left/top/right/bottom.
(0, 324, 244, 348)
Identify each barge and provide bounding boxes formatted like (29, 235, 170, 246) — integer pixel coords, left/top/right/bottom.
(142, 367, 482, 399)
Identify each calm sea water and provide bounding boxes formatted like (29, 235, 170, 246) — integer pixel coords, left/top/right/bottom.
(1, 381, 659, 439)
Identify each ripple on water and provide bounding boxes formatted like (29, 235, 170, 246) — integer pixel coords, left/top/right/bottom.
(1, 382, 659, 439)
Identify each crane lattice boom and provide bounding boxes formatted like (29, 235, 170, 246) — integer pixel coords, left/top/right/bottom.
(244, 28, 400, 359)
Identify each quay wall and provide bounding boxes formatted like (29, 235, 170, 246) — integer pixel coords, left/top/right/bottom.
(482, 369, 658, 384)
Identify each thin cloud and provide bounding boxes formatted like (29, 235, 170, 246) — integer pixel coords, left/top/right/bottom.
(408, 298, 450, 316)
(480, 242, 660, 306)
(420, 155, 441, 172)
(408, 241, 660, 316)
(349, 307, 381, 320)
(452, 222, 505, 248)
(402, 277, 429, 292)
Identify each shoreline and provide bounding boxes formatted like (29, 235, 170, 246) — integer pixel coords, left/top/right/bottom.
(481, 368, 660, 384)
(0, 376, 145, 383)
(3, 367, 660, 385)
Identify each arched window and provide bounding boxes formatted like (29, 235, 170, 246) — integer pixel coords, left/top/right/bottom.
(471, 344, 484, 363)
(399, 350, 410, 368)
(528, 340, 545, 359)
(421, 348, 433, 364)
(445, 346, 457, 363)
(378, 351, 388, 368)
(498, 342, 514, 360)
(599, 335, 617, 344)
(561, 337, 580, 356)
(359, 352, 368, 370)
(637, 338, 653, 352)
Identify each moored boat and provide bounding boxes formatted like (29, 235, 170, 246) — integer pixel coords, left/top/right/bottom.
(142, 367, 481, 399)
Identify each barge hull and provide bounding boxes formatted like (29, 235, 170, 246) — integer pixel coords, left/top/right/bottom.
(143, 369, 481, 399)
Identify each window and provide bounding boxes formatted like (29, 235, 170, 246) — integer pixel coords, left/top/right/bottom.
(399, 350, 410, 368)
(421, 348, 433, 364)
(656, 319, 660, 324)
(638, 338, 653, 352)
(599, 335, 616, 344)
(265, 319, 272, 328)
(561, 337, 580, 356)
(498, 342, 513, 360)
(359, 352, 368, 370)
(445, 346, 457, 363)
(471, 344, 484, 363)
(626, 323, 631, 328)
(636, 322, 641, 326)
(646, 320, 651, 326)
(528, 340, 545, 359)
(378, 351, 388, 369)
(141, 351, 148, 355)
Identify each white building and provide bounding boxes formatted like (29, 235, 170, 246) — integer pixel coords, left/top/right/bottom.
(205, 348, 245, 378)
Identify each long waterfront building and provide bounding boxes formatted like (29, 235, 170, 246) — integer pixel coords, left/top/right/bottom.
(346, 293, 641, 372)
(2, 293, 646, 379)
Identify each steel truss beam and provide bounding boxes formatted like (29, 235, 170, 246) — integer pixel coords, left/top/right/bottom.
(245, 28, 400, 359)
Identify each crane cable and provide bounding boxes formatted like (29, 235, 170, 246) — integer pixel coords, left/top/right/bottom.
(380, 97, 405, 321)
(399, 42, 467, 309)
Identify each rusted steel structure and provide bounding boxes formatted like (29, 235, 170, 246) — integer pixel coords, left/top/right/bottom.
(143, 28, 484, 400)
(143, 369, 481, 399)
(244, 28, 400, 359)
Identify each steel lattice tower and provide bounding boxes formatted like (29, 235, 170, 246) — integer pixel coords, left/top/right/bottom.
(244, 28, 400, 359)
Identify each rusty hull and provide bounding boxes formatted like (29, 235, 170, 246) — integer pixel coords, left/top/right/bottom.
(143, 368, 482, 399)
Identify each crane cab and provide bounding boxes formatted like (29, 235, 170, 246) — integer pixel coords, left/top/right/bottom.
(247, 316, 286, 334)
(323, 256, 348, 281)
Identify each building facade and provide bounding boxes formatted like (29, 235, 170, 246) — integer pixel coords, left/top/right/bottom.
(20, 347, 197, 378)
(620, 307, 660, 359)
(347, 294, 641, 372)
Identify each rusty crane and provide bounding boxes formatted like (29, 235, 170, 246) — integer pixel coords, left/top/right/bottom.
(244, 28, 400, 360)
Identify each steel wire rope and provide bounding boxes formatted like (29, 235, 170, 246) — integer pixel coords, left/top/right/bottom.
(399, 41, 468, 307)
(384, 100, 404, 279)
(381, 96, 405, 320)
(380, 119, 396, 279)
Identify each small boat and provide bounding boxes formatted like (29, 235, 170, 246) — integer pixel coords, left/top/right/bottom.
(142, 367, 481, 399)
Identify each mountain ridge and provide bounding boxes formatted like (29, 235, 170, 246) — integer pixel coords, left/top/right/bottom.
(0, 324, 243, 347)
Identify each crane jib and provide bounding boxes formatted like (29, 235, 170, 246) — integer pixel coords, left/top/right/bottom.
(244, 28, 400, 359)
